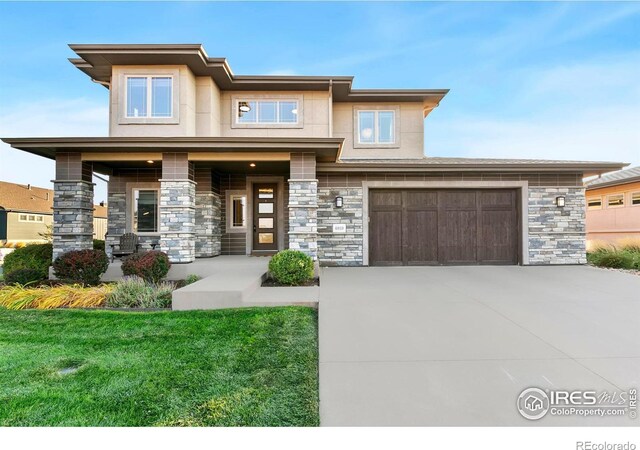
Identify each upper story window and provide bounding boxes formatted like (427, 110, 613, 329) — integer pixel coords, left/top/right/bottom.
(126, 76, 172, 118)
(358, 110, 395, 144)
(236, 100, 299, 124)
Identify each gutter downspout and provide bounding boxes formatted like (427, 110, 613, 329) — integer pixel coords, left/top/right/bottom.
(328, 79, 333, 138)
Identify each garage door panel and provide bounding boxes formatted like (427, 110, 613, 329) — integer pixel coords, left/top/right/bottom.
(439, 210, 478, 263)
(369, 210, 403, 265)
(369, 189, 518, 266)
(404, 210, 438, 264)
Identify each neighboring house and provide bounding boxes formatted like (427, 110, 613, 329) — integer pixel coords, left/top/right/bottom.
(1, 44, 627, 266)
(0, 181, 107, 244)
(585, 166, 640, 247)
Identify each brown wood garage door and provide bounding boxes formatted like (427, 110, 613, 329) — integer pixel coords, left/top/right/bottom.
(369, 189, 519, 266)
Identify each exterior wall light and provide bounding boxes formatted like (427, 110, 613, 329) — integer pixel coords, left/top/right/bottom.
(556, 196, 566, 207)
(147, 160, 154, 164)
(249, 163, 256, 168)
(335, 196, 343, 208)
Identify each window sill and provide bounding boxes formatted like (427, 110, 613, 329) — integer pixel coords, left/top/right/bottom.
(118, 117, 179, 125)
(353, 142, 400, 149)
(231, 123, 303, 129)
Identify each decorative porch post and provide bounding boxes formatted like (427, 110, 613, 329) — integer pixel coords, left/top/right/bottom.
(194, 167, 221, 258)
(52, 152, 94, 261)
(288, 152, 318, 259)
(160, 153, 196, 263)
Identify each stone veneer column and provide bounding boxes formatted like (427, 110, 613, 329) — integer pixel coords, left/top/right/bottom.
(528, 187, 587, 264)
(52, 153, 94, 261)
(288, 153, 318, 259)
(194, 167, 221, 257)
(160, 153, 196, 263)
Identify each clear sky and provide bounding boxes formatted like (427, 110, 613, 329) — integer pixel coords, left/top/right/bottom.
(0, 1, 639, 203)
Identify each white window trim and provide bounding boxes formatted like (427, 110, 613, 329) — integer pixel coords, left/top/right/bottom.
(131, 187, 160, 235)
(352, 105, 401, 149)
(231, 94, 304, 129)
(586, 196, 602, 210)
(18, 213, 44, 223)
(631, 191, 640, 207)
(606, 193, 625, 209)
(125, 75, 174, 119)
(226, 190, 248, 233)
(117, 68, 180, 125)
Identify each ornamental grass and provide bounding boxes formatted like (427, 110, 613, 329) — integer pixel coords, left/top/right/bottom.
(0, 284, 112, 310)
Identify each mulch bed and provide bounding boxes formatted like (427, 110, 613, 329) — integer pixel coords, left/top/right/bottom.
(262, 277, 319, 287)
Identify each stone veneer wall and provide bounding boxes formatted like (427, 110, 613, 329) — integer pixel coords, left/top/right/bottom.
(528, 187, 586, 264)
(160, 180, 196, 263)
(195, 192, 221, 257)
(105, 192, 126, 260)
(317, 188, 363, 266)
(52, 181, 94, 260)
(288, 180, 318, 259)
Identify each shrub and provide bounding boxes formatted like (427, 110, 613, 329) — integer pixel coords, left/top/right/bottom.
(105, 276, 174, 309)
(0, 284, 111, 310)
(53, 249, 109, 285)
(93, 239, 105, 251)
(121, 251, 171, 283)
(4, 268, 46, 286)
(185, 274, 202, 285)
(3, 243, 52, 279)
(588, 250, 634, 269)
(617, 238, 640, 253)
(268, 250, 314, 286)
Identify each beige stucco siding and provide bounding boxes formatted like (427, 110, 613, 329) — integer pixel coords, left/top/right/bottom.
(333, 102, 424, 159)
(220, 91, 330, 138)
(109, 65, 197, 137)
(195, 76, 221, 136)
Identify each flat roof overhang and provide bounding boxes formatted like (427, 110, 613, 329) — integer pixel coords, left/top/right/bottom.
(317, 160, 629, 178)
(1, 136, 344, 163)
(68, 44, 449, 113)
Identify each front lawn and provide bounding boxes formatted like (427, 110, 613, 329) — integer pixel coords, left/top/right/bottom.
(0, 307, 318, 426)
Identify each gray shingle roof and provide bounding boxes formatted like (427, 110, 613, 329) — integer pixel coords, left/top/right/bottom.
(338, 157, 623, 166)
(587, 166, 640, 189)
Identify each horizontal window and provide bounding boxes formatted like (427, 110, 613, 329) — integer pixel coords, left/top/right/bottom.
(587, 198, 602, 210)
(358, 110, 395, 144)
(607, 194, 624, 208)
(133, 189, 158, 233)
(126, 76, 172, 118)
(18, 214, 45, 222)
(236, 100, 298, 124)
(632, 192, 640, 206)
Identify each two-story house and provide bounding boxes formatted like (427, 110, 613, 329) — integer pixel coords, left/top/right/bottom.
(2, 44, 626, 267)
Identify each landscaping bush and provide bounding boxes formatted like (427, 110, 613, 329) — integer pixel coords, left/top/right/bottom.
(105, 276, 174, 309)
(121, 251, 171, 283)
(184, 274, 202, 285)
(268, 249, 314, 286)
(93, 239, 105, 251)
(587, 250, 634, 269)
(4, 268, 46, 286)
(0, 284, 111, 310)
(617, 238, 640, 253)
(53, 249, 109, 285)
(3, 243, 52, 279)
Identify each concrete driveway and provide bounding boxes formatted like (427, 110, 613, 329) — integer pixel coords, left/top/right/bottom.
(319, 265, 640, 426)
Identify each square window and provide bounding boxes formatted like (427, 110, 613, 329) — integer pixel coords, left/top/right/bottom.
(357, 110, 395, 145)
(126, 76, 172, 118)
(258, 101, 277, 123)
(258, 203, 274, 214)
(258, 233, 274, 244)
(237, 101, 257, 123)
(258, 218, 274, 229)
(279, 101, 297, 123)
(632, 192, 640, 206)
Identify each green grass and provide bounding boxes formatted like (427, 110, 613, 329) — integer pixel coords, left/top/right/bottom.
(0, 307, 319, 426)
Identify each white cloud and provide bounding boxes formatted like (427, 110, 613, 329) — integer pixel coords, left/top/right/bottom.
(0, 98, 109, 201)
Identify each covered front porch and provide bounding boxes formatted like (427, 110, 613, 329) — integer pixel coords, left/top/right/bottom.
(3, 137, 342, 265)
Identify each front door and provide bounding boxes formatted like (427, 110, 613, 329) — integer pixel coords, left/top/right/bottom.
(252, 183, 278, 251)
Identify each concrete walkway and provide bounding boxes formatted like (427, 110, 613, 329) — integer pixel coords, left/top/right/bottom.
(319, 265, 640, 426)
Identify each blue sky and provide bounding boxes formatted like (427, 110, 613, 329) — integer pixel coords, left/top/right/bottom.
(0, 1, 639, 203)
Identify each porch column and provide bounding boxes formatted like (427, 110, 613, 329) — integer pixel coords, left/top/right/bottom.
(194, 167, 221, 258)
(160, 153, 195, 263)
(105, 171, 126, 260)
(288, 152, 318, 259)
(52, 152, 94, 261)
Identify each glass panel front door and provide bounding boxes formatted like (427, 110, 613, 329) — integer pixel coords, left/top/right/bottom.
(253, 183, 278, 251)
